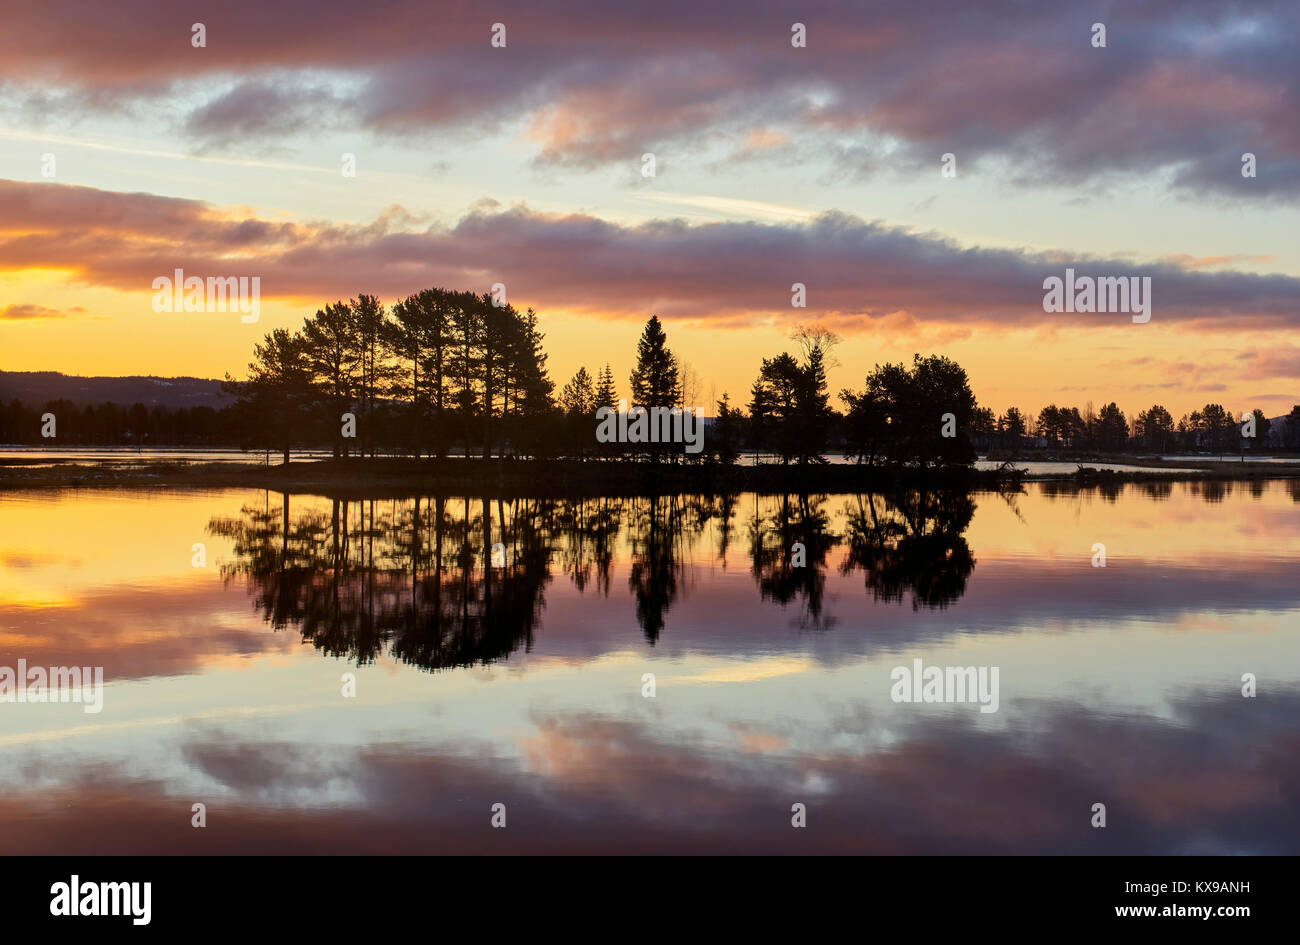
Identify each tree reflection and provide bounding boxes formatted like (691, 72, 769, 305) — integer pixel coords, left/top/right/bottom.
(747, 493, 839, 630)
(840, 490, 976, 609)
(210, 494, 553, 670)
(209, 488, 979, 667)
(626, 495, 686, 644)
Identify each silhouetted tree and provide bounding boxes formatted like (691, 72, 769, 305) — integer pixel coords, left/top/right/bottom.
(300, 301, 361, 456)
(595, 364, 618, 411)
(560, 366, 597, 460)
(628, 316, 679, 462)
(1136, 404, 1174, 452)
(226, 328, 312, 463)
(841, 354, 976, 468)
(1096, 402, 1128, 451)
(711, 393, 744, 466)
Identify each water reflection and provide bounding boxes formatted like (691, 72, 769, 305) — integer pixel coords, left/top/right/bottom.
(210, 489, 980, 665)
(3, 481, 1299, 854)
(841, 491, 976, 611)
(749, 493, 838, 630)
(210, 496, 552, 669)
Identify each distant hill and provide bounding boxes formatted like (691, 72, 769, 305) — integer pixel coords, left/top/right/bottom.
(0, 371, 233, 409)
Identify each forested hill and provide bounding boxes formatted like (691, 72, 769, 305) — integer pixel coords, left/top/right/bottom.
(0, 371, 232, 409)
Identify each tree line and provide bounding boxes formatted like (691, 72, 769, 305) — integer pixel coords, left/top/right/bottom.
(224, 290, 989, 468)
(4, 285, 1297, 461)
(997, 402, 1300, 455)
(0, 399, 231, 447)
(230, 289, 555, 462)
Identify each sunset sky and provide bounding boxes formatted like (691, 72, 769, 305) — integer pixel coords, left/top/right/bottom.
(1, 0, 1297, 419)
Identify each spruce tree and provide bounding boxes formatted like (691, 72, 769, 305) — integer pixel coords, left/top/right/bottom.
(628, 316, 679, 462)
(629, 316, 679, 408)
(595, 364, 618, 410)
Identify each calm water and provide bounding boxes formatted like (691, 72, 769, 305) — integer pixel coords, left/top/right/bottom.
(2, 482, 1298, 854)
(5, 447, 1295, 477)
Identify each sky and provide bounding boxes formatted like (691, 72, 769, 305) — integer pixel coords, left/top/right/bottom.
(0, 0, 1297, 420)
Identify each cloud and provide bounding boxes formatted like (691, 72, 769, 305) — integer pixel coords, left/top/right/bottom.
(1235, 344, 1300, 378)
(0, 579, 299, 681)
(0, 303, 69, 320)
(3, 688, 1299, 853)
(1160, 253, 1276, 270)
(3, 179, 1298, 335)
(1, 1, 1297, 198)
(182, 79, 352, 147)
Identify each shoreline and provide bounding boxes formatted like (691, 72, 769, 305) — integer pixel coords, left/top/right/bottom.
(2, 455, 1298, 497)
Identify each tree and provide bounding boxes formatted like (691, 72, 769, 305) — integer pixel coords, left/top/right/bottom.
(840, 383, 888, 465)
(509, 306, 556, 457)
(560, 367, 597, 460)
(998, 408, 1027, 452)
(748, 327, 840, 466)
(789, 325, 840, 464)
(1036, 404, 1082, 449)
(595, 364, 618, 410)
(747, 373, 774, 463)
(1035, 404, 1086, 449)
(1248, 409, 1270, 451)
(446, 290, 482, 456)
(749, 352, 804, 464)
(711, 392, 743, 466)
(478, 292, 513, 459)
(591, 364, 619, 459)
(1197, 403, 1234, 454)
(971, 406, 996, 445)
(1136, 404, 1174, 452)
(351, 293, 391, 458)
(227, 327, 311, 464)
(908, 354, 978, 466)
(300, 301, 360, 457)
(387, 290, 443, 457)
(1096, 402, 1128, 452)
(1081, 401, 1097, 450)
(628, 315, 679, 461)
(842, 354, 976, 468)
(629, 316, 679, 408)
(419, 289, 453, 456)
(1037, 405, 1061, 447)
(561, 367, 596, 416)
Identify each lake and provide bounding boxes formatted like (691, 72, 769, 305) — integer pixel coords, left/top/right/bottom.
(6, 447, 1296, 478)
(1, 481, 1297, 853)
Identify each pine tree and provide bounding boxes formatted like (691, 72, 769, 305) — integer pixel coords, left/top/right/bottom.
(561, 367, 596, 417)
(445, 290, 481, 455)
(385, 289, 451, 458)
(628, 316, 679, 462)
(595, 364, 618, 410)
(629, 316, 679, 408)
(351, 294, 391, 458)
(712, 392, 742, 466)
(561, 367, 597, 460)
(515, 307, 554, 416)
(300, 301, 361, 457)
(231, 328, 311, 465)
(511, 306, 555, 458)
